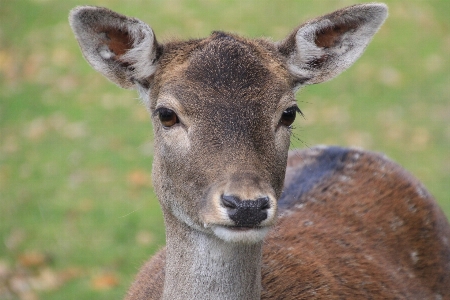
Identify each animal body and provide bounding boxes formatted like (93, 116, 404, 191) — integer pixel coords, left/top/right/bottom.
(69, 3, 450, 299)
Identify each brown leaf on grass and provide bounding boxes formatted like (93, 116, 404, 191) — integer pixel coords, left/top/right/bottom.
(8, 271, 36, 299)
(136, 230, 154, 246)
(23, 114, 88, 143)
(29, 267, 84, 292)
(18, 252, 50, 268)
(5, 228, 26, 251)
(24, 53, 46, 82)
(321, 105, 349, 126)
(127, 170, 152, 188)
(91, 273, 119, 290)
(409, 127, 430, 151)
(425, 54, 444, 74)
(23, 118, 48, 141)
(0, 50, 18, 82)
(0, 260, 9, 278)
(58, 267, 84, 283)
(29, 268, 60, 291)
(133, 106, 150, 122)
(344, 130, 373, 149)
(51, 47, 73, 68)
(62, 121, 87, 139)
(1, 135, 19, 154)
(1, 257, 84, 299)
(378, 67, 403, 87)
(77, 198, 94, 213)
(18, 291, 39, 300)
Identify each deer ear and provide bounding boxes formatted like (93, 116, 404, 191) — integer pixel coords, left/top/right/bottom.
(69, 6, 160, 89)
(277, 3, 388, 87)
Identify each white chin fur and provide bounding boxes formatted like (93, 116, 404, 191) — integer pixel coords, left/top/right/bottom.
(212, 226, 270, 243)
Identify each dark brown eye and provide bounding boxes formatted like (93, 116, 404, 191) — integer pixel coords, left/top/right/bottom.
(279, 106, 300, 127)
(157, 108, 179, 127)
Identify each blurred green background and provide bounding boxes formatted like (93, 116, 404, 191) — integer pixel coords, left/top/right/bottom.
(1, 0, 449, 299)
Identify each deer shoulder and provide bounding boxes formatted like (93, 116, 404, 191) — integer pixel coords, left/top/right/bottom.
(125, 147, 450, 299)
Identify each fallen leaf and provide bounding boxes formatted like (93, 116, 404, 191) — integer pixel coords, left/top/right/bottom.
(409, 127, 430, 151)
(136, 231, 154, 246)
(344, 130, 373, 149)
(1, 135, 19, 154)
(9, 273, 33, 297)
(5, 228, 26, 251)
(59, 267, 84, 283)
(29, 268, 60, 291)
(91, 273, 119, 290)
(127, 170, 151, 188)
(378, 67, 402, 87)
(62, 121, 87, 139)
(0, 49, 18, 82)
(0, 260, 9, 276)
(18, 252, 49, 268)
(19, 291, 39, 300)
(23, 118, 47, 141)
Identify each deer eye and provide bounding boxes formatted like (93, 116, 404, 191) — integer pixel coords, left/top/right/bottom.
(279, 106, 301, 127)
(156, 108, 179, 128)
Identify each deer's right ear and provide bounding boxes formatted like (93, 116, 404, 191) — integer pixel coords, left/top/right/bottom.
(69, 6, 160, 90)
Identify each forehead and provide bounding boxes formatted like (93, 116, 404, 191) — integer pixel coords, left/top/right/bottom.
(186, 32, 274, 92)
(153, 32, 292, 110)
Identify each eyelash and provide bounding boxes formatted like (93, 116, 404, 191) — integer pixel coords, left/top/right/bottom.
(279, 106, 302, 127)
(154, 107, 180, 128)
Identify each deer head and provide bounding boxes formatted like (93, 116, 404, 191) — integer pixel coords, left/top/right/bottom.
(69, 4, 387, 245)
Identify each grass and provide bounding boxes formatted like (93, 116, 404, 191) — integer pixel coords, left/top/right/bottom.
(1, 0, 449, 299)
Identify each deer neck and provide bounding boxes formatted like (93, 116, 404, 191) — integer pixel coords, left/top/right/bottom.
(162, 212, 263, 300)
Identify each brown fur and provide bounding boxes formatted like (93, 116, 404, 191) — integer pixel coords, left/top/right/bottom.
(126, 147, 450, 299)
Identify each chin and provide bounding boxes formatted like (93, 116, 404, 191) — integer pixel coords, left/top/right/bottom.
(212, 225, 271, 244)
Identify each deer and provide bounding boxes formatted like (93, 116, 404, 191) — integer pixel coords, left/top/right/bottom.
(69, 3, 450, 299)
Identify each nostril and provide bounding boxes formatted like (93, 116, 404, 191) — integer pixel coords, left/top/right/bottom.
(257, 197, 270, 210)
(221, 195, 239, 209)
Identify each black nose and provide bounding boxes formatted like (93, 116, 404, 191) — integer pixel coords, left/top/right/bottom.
(221, 195, 270, 227)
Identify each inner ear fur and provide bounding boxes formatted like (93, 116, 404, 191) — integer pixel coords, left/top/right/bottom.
(69, 6, 159, 89)
(277, 3, 388, 87)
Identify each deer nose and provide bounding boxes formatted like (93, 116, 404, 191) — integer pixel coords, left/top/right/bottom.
(221, 195, 270, 227)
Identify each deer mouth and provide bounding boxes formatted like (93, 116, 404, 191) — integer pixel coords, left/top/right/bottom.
(211, 224, 271, 243)
(225, 225, 262, 231)
(226, 226, 253, 231)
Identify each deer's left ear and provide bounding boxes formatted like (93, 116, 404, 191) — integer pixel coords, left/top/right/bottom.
(277, 3, 388, 87)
